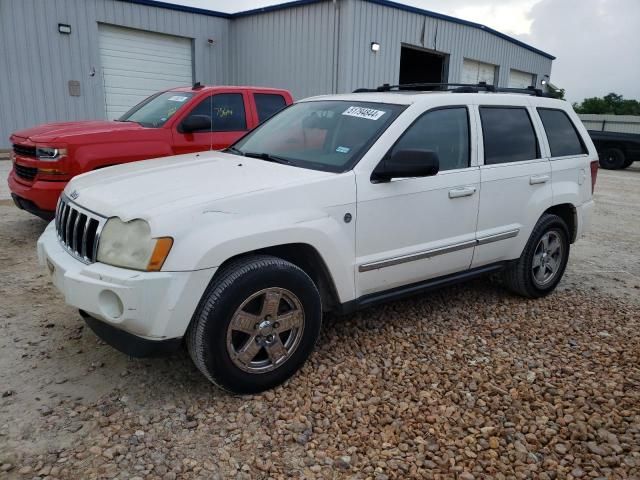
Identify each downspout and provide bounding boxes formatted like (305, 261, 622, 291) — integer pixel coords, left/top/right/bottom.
(332, 0, 341, 94)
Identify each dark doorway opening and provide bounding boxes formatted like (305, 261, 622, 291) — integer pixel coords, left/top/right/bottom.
(399, 45, 447, 90)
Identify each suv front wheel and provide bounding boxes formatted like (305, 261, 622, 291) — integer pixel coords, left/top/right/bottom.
(502, 214, 570, 298)
(187, 255, 322, 394)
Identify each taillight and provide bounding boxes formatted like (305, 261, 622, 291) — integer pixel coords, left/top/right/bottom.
(590, 160, 599, 194)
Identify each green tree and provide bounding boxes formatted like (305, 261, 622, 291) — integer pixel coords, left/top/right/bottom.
(574, 93, 640, 115)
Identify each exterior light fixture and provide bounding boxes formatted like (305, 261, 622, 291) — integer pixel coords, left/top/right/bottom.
(370, 42, 380, 53)
(58, 23, 71, 34)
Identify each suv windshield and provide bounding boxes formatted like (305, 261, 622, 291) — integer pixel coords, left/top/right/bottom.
(118, 91, 194, 128)
(231, 100, 406, 172)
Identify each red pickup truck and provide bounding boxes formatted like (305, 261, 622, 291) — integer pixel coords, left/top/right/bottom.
(9, 85, 293, 219)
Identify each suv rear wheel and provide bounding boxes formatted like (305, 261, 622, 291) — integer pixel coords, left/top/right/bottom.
(502, 214, 570, 298)
(599, 147, 626, 169)
(187, 255, 322, 394)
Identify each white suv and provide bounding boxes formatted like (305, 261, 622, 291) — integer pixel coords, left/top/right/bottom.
(37, 86, 598, 393)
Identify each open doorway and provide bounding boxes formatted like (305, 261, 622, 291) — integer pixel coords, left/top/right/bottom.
(399, 45, 447, 90)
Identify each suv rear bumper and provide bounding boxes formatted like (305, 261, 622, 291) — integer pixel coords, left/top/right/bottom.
(37, 222, 215, 355)
(576, 200, 595, 239)
(8, 170, 64, 218)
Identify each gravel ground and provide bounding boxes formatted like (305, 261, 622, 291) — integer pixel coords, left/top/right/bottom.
(1, 165, 639, 479)
(1, 160, 12, 201)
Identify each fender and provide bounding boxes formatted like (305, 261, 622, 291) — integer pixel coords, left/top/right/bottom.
(73, 139, 174, 173)
(158, 173, 358, 304)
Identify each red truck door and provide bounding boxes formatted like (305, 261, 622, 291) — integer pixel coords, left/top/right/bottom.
(172, 90, 254, 154)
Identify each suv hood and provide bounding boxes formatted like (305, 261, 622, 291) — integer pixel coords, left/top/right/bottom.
(66, 151, 334, 220)
(12, 120, 143, 144)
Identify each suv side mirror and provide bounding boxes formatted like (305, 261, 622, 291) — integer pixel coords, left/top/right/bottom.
(371, 149, 440, 183)
(181, 115, 212, 133)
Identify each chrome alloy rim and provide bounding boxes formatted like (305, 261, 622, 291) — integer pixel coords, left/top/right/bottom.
(226, 287, 305, 374)
(532, 231, 563, 287)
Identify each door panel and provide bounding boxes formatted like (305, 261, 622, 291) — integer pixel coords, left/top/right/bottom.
(473, 159, 552, 267)
(356, 169, 480, 296)
(472, 105, 552, 267)
(355, 106, 480, 297)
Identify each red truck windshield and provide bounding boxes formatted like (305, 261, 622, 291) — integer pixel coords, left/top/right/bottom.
(118, 91, 194, 128)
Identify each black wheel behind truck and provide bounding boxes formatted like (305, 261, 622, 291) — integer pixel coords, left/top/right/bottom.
(589, 130, 640, 170)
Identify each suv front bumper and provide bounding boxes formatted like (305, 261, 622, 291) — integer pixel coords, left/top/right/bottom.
(37, 222, 215, 356)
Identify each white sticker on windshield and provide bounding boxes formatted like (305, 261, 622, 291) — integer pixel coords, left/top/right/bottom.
(342, 106, 386, 121)
(168, 95, 189, 102)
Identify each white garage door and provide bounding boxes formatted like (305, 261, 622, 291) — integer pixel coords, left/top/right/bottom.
(98, 24, 193, 119)
(509, 69, 535, 89)
(461, 59, 496, 85)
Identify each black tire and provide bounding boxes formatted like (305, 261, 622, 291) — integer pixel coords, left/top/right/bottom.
(501, 214, 570, 298)
(622, 158, 635, 169)
(599, 147, 626, 170)
(186, 255, 322, 394)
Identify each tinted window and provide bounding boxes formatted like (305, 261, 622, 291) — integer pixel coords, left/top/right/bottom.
(183, 93, 246, 132)
(391, 107, 470, 171)
(480, 107, 538, 164)
(255, 94, 287, 123)
(538, 108, 586, 157)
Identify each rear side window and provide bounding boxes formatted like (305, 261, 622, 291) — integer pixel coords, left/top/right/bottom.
(480, 107, 539, 164)
(390, 107, 470, 171)
(537, 108, 587, 157)
(185, 93, 247, 132)
(254, 94, 288, 123)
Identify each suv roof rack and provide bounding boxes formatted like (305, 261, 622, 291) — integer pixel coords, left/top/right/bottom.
(353, 82, 547, 97)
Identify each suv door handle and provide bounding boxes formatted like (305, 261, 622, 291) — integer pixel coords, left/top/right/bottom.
(448, 186, 477, 198)
(530, 174, 550, 185)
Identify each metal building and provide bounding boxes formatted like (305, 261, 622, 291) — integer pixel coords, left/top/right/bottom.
(0, 0, 555, 148)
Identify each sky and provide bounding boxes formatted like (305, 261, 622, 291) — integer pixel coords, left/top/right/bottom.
(169, 0, 640, 103)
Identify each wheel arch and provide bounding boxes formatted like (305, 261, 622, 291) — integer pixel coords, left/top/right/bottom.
(210, 243, 342, 313)
(544, 203, 577, 243)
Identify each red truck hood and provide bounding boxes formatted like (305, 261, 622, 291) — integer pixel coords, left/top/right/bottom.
(11, 120, 142, 144)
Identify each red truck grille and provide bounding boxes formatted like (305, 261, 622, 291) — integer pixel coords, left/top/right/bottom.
(13, 143, 36, 158)
(55, 196, 106, 264)
(14, 163, 38, 181)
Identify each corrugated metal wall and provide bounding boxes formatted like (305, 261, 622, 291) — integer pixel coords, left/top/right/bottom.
(0, 0, 229, 147)
(229, 1, 338, 100)
(0, 0, 554, 148)
(337, 0, 552, 92)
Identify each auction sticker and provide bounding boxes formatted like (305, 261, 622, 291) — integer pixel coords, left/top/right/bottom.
(168, 95, 189, 102)
(342, 106, 386, 121)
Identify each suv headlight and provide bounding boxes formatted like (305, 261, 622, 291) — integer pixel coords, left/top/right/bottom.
(97, 218, 173, 271)
(36, 146, 67, 161)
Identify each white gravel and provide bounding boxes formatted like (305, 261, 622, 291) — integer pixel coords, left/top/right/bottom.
(1, 166, 639, 479)
(1, 159, 12, 201)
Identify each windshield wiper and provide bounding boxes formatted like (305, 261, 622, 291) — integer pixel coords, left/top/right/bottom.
(115, 119, 142, 126)
(243, 152, 292, 165)
(224, 146, 245, 156)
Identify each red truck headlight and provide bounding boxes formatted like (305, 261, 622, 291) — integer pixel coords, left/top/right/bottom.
(36, 146, 67, 161)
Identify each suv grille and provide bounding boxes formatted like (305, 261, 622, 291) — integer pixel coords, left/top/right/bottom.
(55, 196, 106, 263)
(13, 144, 36, 158)
(15, 164, 38, 181)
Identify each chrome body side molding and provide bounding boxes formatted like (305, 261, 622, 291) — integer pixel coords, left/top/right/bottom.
(359, 228, 520, 272)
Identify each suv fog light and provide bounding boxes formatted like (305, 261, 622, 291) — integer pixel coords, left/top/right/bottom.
(99, 290, 124, 319)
